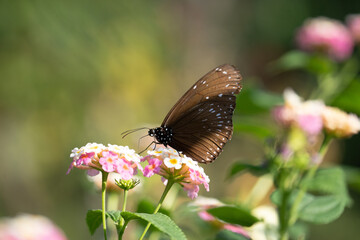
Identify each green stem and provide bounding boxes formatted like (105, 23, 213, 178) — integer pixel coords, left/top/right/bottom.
(288, 135, 332, 226)
(288, 166, 317, 226)
(139, 180, 175, 240)
(118, 189, 128, 240)
(279, 189, 291, 240)
(102, 172, 109, 240)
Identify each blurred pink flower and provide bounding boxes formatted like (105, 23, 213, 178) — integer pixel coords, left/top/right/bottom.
(273, 89, 325, 136)
(347, 14, 360, 43)
(142, 147, 210, 199)
(296, 114, 323, 135)
(198, 211, 216, 221)
(223, 224, 250, 236)
(273, 89, 360, 139)
(296, 17, 354, 61)
(0, 214, 67, 240)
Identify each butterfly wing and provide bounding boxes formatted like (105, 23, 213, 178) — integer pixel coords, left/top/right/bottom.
(162, 64, 242, 163)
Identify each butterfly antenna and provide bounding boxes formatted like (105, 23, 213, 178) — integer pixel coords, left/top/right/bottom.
(121, 127, 150, 139)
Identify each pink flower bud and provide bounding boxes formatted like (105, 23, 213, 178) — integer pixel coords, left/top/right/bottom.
(296, 17, 354, 61)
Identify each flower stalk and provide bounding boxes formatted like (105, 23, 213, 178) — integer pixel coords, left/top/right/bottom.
(278, 134, 333, 240)
(117, 189, 128, 240)
(101, 171, 109, 240)
(139, 180, 175, 240)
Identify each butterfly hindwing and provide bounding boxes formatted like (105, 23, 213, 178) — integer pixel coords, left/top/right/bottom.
(170, 101, 235, 163)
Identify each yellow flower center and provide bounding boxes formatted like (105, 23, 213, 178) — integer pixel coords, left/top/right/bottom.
(169, 158, 178, 164)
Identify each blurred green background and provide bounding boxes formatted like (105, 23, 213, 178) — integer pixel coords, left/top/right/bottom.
(1, 0, 359, 239)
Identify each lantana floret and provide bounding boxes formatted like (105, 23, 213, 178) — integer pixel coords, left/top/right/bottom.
(142, 147, 210, 199)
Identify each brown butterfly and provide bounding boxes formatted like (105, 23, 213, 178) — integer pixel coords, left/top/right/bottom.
(123, 64, 242, 163)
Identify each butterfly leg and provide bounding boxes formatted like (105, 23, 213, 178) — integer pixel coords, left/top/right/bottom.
(137, 134, 149, 150)
(139, 141, 156, 154)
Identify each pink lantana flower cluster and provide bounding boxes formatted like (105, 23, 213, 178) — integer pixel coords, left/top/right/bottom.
(296, 17, 354, 61)
(273, 89, 360, 138)
(142, 147, 210, 199)
(67, 143, 142, 180)
(0, 214, 67, 240)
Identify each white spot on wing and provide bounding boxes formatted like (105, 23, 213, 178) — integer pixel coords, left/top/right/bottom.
(193, 85, 197, 89)
(218, 93, 223, 97)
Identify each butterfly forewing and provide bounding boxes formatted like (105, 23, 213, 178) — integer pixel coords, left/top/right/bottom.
(161, 64, 242, 163)
(162, 64, 241, 128)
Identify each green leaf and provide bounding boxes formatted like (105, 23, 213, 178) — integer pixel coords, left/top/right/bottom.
(289, 222, 308, 240)
(86, 210, 103, 236)
(215, 230, 251, 240)
(121, 212, 186, 240)
(306, 54, 336, 75)
(271, 167, 350, 225)
(306, 167, 351, 205)
(107, 210, 122, 224)
(137, 199, 156, 214)
(207, 206, 259, 227)
(343, 166, 360, 193)
(333, 78, 360, 115)
(137, 198, 171, 216)
(307, 168, 344, 194)
(227, 162, 267, 179)
(86, 210, 124, 235)
(136, 198, 171, 233)
(298, 195, 345, 224)
(233, 121, 275, 139)
(269, 50, 310, 72)
(236, 87, 283, 115)
(270, 190, 314, 210)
